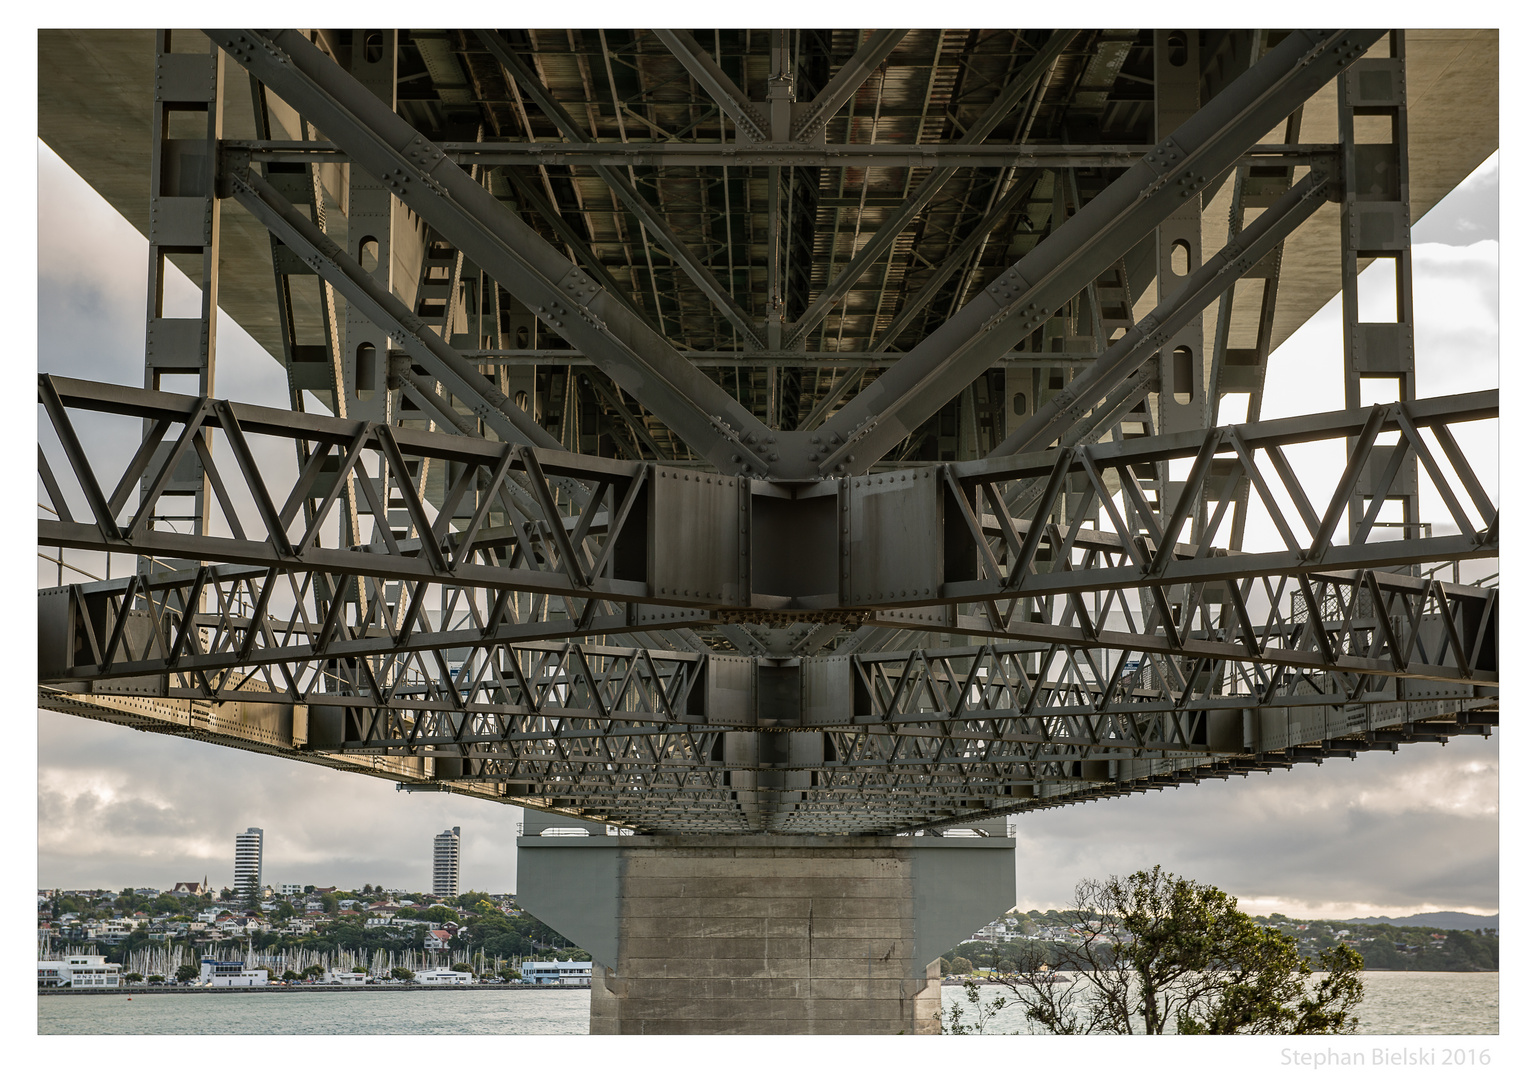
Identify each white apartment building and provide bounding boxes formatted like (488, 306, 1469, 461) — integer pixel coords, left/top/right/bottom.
(234, 827, 264, 904)
(432, 826, 461, 897)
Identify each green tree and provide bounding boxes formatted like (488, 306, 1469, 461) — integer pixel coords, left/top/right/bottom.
(944, 955, 974, 976)
(450, 962, 474, 973)
(282, 970, 301, 983)
(123, 972, 144, 984)
(175, 963, 200, 983)
(301, 965, 325, 981)
(147, 974, 164, 984)
(995, 867, 1364, 1035)
(457, 890, 494, 911)
(391, 967, 415, 982)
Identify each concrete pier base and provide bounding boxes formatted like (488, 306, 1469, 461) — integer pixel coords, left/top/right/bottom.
(517, 831, 1015, 1035)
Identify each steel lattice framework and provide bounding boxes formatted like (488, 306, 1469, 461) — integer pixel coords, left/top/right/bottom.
(38, 28, 1498, 835)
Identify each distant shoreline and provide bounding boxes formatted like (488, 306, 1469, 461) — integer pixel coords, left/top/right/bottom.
(40, 983, 586, 996)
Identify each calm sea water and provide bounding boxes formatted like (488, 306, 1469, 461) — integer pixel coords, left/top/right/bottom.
(939, 970, 1499, 1036)
(38, 988, 593, 1035)
(38, 972, 1496, 1035)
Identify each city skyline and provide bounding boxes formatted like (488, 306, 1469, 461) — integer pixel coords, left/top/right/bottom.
(36, 816, 484, 898)
(33, 138, 1499, 920)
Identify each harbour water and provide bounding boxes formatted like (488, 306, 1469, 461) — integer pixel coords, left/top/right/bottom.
(939, 970, 1499, 1036)
(38, 971, 1495, 1035)
(39, 986, 592, 1035)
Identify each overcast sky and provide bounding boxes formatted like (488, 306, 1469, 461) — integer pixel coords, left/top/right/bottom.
(30, 136, 1499, 918)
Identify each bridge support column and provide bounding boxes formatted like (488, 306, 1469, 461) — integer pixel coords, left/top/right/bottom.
(517, 829, 1015, 1035)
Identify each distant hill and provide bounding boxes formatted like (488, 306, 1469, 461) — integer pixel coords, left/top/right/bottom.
(1340, 911, 1498, 931)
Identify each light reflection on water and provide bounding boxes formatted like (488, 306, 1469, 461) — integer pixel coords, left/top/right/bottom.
(938, 970, 1499, 1035)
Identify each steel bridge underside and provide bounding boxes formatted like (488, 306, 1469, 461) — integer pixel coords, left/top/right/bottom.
(37, 28, 1498, 836)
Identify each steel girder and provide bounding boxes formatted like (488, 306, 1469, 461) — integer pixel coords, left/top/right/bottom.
(232, 139, 1336, 171)
(800, 29, 1386, 478)
(40, 375, 1496, 692)
(778, 31, 1081, 352)
(39, 374, 1495, 601)
(206, 29, 1379, 481)
(38, 29, 1498, 836)
(37, 666, 1493, 835)
(475, 30, 767, 353)
(209, 28, 777, 477)
(228, 165, 564, 454)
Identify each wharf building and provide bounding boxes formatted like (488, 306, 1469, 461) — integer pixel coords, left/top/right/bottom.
(201, 958, 269, 987)
(522, 960, 593, 986)
(37, 955, 122, 989)
(233, 827, 263, 906)
(433, 826, 461, 897)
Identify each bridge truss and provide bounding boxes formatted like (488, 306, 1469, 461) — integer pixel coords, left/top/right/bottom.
(38, 28, 1497, 835)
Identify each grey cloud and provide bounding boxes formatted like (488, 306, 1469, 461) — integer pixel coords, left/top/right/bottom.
(1413, 154, 1498, 246)
(1010, 740, 1498, 916)
(39, 710, 524, 893)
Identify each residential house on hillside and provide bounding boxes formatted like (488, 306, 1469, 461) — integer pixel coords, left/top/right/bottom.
(90, 919, 133, 945)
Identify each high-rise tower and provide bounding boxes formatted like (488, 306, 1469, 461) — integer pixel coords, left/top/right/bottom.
(432, 826, 460, 897)
(233, 827, 263, 907)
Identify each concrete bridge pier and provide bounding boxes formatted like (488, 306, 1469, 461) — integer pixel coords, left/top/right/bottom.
(516, 816, 1015, 1035)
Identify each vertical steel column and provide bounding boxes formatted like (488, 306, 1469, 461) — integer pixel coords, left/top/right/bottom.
(1340, 31, 1420, 547)
(343, 29, 401, 430)
(501, 298, 539, 423)
(1154, 29, 1207, 439)
(139, 32, 223, 557)
(1149, 29, 1208, 672)
(342, 29, 410, 633)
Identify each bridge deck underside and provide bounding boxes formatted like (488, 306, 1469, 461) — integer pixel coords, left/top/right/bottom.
(37, 28, 1498, 835)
